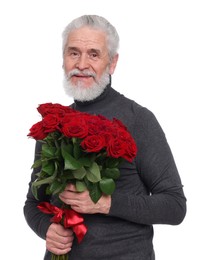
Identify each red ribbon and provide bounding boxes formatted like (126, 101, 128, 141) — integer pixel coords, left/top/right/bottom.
(37, 202, 87, 243)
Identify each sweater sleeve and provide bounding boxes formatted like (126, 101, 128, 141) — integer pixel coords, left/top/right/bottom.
(23, 141, 52, 240)
(109, 107, 187, 225)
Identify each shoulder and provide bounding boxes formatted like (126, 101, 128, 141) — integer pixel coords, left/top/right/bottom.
(116, 92, 158, 126)
(116, 93, 165, 140)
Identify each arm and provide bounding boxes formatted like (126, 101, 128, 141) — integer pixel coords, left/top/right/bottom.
(23, 141, 74, 255)
(109, 108, 187, 225)
(59, 183, 111, 214)
(59, 108, 186, 225)
(23, 141, 52, 239)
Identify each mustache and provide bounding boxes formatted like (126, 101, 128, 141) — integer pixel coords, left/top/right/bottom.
(66, 69, 96, 79)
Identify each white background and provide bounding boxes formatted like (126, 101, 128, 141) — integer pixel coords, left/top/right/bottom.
(0, 0, 205, 259)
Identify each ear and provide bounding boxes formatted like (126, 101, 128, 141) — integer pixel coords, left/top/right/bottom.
(109, 54, 119, 75)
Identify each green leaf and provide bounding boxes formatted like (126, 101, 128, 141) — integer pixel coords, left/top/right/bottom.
(73, 142, 82, 159)
(55, 147, 61, 157)
(105, 157, 121, 168)
(31, 185, 38, 200)
(61, 142, 73, 156)
(42, 144, 56, 158)
(78, 154, 96, 167)
(88, 182, 102, 203)
(42, 161, 55, 175)
(75, 180, 87, 192)
(32, 175, 55, 187)
(72, 167, 87, 180)
(49, 181, 66, 195)
(36, 170, 50, 179)
(49, 180, 62, 193)
(31, 175, 55, 199)
(99, 178, 116, 195)
(86, 162, 101, 183)
(31, 159, 42, 169)
(61, 142, 82, 170)
(78, 157, 92, 167)
(62, 170, 75, 181)
(104, 168, 120, 180)
(64, 153, 83, 170)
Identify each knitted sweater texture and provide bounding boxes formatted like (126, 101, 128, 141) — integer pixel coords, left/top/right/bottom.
(24, 84, 186, 260)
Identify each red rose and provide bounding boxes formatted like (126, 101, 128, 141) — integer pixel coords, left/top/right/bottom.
(123, 139, 138, 162)
(42, 114, 61, 133)
(106, 138, 128, 159)
(87, 118, 103, 135)
(115, 128, 132, 141)
(37, 103, 75, 118)
(98, 115, 113, 132)
(86, 115, 115, 136)
(27, 121, 47, 140)
(108, 126, 137, 161)
(60, 113, 77, 125)
(61, 119, 88, 138)
(81, 135, 105, 152)
(101, 132, 114, 143)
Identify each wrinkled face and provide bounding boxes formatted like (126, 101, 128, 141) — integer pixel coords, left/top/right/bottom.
(63, 27, 118, 89)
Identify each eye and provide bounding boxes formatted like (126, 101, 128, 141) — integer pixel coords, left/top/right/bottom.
(91, 53, 97, 58)
(89, 52, 99, 60)
(70, 51, 80, 58)
(65, 48, 80, 59)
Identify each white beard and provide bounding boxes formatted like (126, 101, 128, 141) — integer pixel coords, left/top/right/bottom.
(63, 69, 110, 102)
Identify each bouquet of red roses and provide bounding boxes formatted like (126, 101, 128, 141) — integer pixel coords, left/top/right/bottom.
(28, 102, 137, 260)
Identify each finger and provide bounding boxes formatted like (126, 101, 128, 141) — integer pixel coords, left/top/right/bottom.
(46, 231, 74, 253)
(59, 190, 80, 202)
(55, 227, 74, 238)
(46, 241, 72, 255)
(65, 183, 77, 191)
(52, 223, 73, 237)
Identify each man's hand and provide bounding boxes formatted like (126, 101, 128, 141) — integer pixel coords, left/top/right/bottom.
(46, 223, 74, 255)
(59, 183, 111, 214)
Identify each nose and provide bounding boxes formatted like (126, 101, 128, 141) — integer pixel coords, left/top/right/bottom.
(76, 54, 89, 70)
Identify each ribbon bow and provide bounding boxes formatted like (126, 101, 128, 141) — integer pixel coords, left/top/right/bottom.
(37, 202, 87, 243)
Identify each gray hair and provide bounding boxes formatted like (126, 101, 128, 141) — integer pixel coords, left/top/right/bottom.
(62, 15, 119, 60)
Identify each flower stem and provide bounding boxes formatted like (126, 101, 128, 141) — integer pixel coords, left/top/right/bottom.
(51, 253, 68, 260)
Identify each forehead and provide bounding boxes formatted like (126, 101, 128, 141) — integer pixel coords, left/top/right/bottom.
(66, 27, 108, 51)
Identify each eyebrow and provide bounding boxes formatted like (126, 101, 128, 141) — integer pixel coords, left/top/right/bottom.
(88, 49, 101, 55)
(65, 46, 80, 52)
(65, 46, 101, 55)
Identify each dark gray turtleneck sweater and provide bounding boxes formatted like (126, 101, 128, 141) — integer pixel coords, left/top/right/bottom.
(24, 84, 186, 260)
